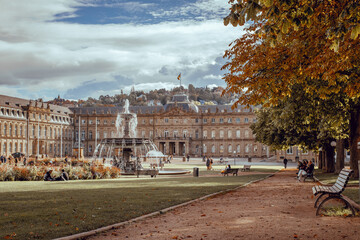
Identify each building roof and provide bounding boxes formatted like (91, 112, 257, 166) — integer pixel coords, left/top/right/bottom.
(0, 95, 72, 115)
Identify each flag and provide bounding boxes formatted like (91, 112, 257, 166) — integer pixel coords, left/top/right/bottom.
(177, 73, 181, 81)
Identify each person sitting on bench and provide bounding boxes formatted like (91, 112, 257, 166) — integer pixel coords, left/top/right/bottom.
(298, 160, 314, 181)
(221, 165, 231, 174)
(44, 170, 54, 181)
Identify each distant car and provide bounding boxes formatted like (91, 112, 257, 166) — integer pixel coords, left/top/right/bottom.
(12, 152, 25, 158)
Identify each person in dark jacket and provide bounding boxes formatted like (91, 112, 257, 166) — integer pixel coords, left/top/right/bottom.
(44, 170, 54, 181)
(298, 160, 314, 182)
(283, 158, 288, 169)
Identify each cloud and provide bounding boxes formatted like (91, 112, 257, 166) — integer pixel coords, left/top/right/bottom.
(0, 0, 243, 100)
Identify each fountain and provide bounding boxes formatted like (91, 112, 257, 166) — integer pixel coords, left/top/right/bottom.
(93, 99, 186, 176)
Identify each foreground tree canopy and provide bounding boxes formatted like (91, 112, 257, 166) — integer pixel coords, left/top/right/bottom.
(222, 0, 360, 175)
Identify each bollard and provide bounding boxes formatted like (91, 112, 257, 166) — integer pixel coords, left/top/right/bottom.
(193, 167, 199, 177)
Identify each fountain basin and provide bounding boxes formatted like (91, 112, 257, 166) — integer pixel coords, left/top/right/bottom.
(158, 169, 191, 175)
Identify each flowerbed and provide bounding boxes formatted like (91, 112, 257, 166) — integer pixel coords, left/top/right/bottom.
(0, 164, 121, 181)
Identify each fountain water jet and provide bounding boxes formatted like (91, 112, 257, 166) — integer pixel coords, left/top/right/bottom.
(93, 99, 165, 175)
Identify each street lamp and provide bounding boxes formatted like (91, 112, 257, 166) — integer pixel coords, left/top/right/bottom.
(233, 150, 236, 165)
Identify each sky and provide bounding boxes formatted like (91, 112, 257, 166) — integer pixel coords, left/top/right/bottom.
(0, 0, 244, 100)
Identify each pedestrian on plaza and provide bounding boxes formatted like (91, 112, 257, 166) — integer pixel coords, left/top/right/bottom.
(187, 155, 190, 162)
(210, 157, 214, 170)
(206, 157, 210, 170)
(23, 157, 27, 166)
(283, 158, 288, 169)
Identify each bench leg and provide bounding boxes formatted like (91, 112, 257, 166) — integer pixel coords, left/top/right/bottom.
(314, 193, 327, 208)
(316, 195, 356, 216)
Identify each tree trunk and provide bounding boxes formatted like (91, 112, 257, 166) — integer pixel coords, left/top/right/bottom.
(322, 150, 326, 171)
(318, 151, 323, 169)
(349, 105, 360, 178)
(335, 139, 345, 173)
(324, 143, 335, 173)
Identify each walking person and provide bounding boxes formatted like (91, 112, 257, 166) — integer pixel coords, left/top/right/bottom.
(283, 158, 288, 169)
(206, 157, 210, 170)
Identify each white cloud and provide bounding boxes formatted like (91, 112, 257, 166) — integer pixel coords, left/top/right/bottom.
(0, 0, 243, 99)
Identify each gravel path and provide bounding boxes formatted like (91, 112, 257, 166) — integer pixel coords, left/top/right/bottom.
(88, 170, 360, 240)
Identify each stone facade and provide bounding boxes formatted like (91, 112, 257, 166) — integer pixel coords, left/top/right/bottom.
(275, 147, 318, 163)
(72, 95, 271, 158)
(0, 94, 274, 158)
(0, 95, 73, 158)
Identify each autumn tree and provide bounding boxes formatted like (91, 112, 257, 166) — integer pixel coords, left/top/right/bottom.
(222, 0, 360, 177)
(251, 84, 349, 172)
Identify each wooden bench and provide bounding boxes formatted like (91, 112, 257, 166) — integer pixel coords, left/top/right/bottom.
(241, 165, 251, 172)
(312, 168, 355, 216)
(303, 170, 315, 182)
(222, 168, 239, 176)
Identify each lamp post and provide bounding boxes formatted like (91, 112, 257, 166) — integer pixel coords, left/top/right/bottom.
(233, 150, 236, 166)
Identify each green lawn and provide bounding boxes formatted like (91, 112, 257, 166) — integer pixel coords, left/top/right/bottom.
(0, 174, 270, 239)
(343, 188, 360, 204)
(314, 169, 359, 185)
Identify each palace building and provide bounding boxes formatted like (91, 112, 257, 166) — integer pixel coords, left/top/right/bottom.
(0, 95, 73, 158)
(0, 93, 301, 160)
(72, 94, 271, 158)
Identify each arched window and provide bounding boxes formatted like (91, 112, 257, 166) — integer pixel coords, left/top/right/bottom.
(211, 145, 215, 153)
(245, 144, 250, 153)
(220, 144, 224, 153)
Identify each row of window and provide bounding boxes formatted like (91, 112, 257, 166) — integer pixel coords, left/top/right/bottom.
(31, 113, 71, 123)
(74, 128, 253, 140)
(1, 142, 72, 155)
(195, 143, 266, 154)
(1, 123, 26, 137)
(76, 117, 256, 126)
(1, 123, 72, 139)
(31, 125, 72, 139)
(0, 108, 26, 118)
(1, 142, 26, 154)
(160, 129, 252, 139)
(195, 117, 255, 124)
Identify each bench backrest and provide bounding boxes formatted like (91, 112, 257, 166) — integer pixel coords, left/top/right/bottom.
(244, 165, 251, 167)
(333, 168, 353, 194)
